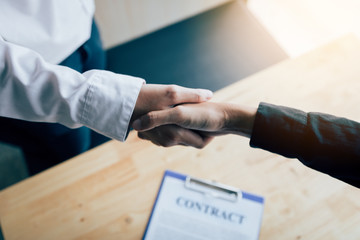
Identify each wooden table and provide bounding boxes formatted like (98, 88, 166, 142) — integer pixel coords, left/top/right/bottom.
(1, 35, 360, 240)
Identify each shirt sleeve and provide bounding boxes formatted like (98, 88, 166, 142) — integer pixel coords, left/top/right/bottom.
(0, 36, 144, 141)
(250, 102, 360, 187)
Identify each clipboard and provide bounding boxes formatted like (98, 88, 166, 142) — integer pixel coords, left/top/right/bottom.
(143, 170, 264, 240)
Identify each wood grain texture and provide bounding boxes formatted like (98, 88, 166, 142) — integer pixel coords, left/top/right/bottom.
(1, 35, 360, 239)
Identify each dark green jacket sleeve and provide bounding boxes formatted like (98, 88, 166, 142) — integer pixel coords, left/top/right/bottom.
(250, 102, 360, 187)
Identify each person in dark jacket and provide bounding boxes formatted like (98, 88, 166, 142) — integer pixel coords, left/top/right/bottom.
(132, 102, 360, 188)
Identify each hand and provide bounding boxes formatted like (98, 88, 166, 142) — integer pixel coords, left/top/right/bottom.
(133, 102, 257, 138)
(137, 125, 214, 149)
(131, 84, 213, 148)
(131, 84, 213, 122)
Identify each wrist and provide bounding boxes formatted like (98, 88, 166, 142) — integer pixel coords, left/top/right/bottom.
(223, 104, 257, 138)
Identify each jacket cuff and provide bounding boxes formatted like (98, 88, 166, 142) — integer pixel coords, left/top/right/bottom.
(249, 102, 307, 158)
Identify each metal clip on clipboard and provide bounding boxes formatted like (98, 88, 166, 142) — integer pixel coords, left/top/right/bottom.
(185, 176, 242, 202)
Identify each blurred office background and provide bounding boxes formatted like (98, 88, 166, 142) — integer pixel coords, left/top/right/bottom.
(95, 0, 360, 57)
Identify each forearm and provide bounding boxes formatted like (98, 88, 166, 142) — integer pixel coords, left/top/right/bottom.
(0, 36, 144, 141)
(250, 102, 360, 187)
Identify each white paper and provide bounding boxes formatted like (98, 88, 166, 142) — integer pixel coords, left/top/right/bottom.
(144, 174, 264, 240)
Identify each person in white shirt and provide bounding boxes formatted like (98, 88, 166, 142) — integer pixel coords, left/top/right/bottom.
(0, 0, 213, 174)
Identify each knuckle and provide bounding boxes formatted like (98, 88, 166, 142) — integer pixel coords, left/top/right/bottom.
(194, 89, 202, 102)
(163, 142, 174, 148)
(158, 139, 174, 147)
(173, 106, 185, 119)
(165, 85, 179, 102)
(141, 113, 156, 128)
(195, 142, 206, 149)
(161, 132, 179, 147)
(173, 106, 190, 126)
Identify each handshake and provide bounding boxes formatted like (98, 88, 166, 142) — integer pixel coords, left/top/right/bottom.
(130, 84, 257, 148)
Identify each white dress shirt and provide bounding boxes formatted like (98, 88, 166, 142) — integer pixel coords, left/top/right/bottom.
(0, 0, 145, 141)
(0, 0, 95, 64)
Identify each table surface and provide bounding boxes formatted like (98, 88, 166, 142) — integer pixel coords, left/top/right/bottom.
(1, 35, 360, 240)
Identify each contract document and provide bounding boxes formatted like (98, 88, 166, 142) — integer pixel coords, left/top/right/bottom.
(143, 170, 264, 240)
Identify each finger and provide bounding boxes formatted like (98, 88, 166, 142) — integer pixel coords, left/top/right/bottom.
(138, 131, 161, 146)
(137, 125, 209, 149)
(197, 133, 215, 146)
(175, 128, 209, 149)
(165, 85, 213, 105)
(132, 108, 180, 131)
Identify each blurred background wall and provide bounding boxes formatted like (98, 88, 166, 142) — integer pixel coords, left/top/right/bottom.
(94, 0, 231, 49)
(95, 0, 360, 58)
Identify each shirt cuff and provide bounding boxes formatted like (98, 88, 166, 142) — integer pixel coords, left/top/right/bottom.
(78, 70, 145, 141)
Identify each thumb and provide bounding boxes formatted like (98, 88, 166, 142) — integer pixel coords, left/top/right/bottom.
(132, 108, 177, 131)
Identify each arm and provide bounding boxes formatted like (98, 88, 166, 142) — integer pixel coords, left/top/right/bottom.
(133, 102, 360, 187)
(0, 35, 143, 141)
(251, 102, 360, 187)
(0, 36, 212, 141)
